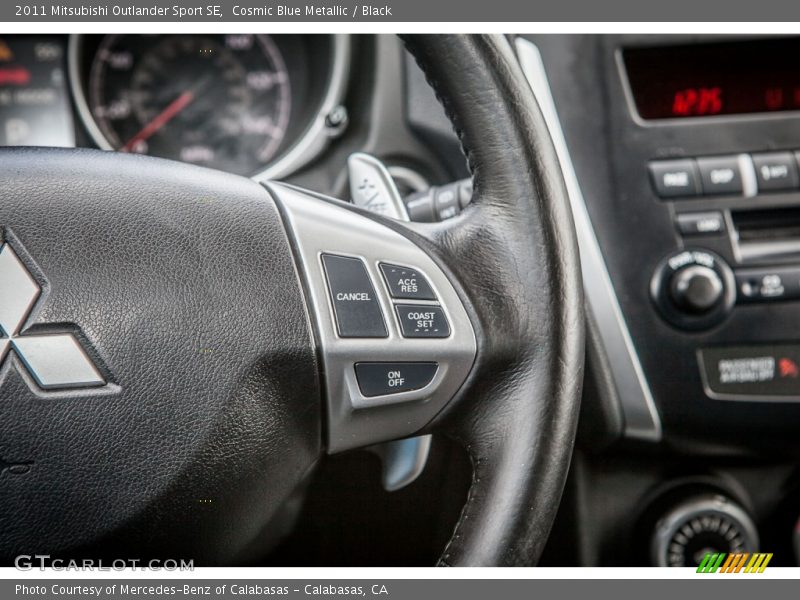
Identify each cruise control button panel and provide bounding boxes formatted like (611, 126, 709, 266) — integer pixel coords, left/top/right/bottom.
(322, 253, 387, 338)
(395, 304, 450, 338)
(355, 362, 438, 397)
(271, 182, 476, 452)
(380, 263, 437, 300)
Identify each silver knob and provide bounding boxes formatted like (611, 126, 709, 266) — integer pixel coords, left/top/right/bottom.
(651, 494, 758, 567)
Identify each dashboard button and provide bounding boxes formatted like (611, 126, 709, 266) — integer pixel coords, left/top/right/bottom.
(395, 304, 450, 338)
(322, 254, 387, 338)
(735, 267, 800, 303)
(675, 211, 726, 236)
(649, 159, 700, 198)
(753, 152, 799, 192)
(697, 156, 743, 195)
(700, 344, 800, 398)
(380, 263, 437, 300)
(354, 362, 438, 397)
(650, 249, 736, 330)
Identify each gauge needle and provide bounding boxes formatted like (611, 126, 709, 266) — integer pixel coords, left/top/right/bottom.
(122, 90, 195, 152)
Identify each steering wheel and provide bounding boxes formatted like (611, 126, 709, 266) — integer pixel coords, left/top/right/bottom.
(0, 35, 583, 567)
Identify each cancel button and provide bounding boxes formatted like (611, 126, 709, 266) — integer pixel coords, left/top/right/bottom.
(355, 362, 438, 397)
(322, 253, 388, 338)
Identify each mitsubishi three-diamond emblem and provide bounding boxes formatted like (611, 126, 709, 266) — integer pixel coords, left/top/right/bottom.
(0, 242, 104, 390)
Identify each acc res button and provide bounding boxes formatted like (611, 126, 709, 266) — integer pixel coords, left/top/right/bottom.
(355, 362, 438, 397)
(379, 263, 437, 300)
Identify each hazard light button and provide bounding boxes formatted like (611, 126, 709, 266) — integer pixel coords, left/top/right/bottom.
(700, 344, 800, 399)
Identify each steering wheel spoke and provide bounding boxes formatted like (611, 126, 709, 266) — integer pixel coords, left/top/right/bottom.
(267, 182, 477, 453)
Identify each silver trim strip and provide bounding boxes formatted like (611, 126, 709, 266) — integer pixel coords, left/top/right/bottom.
(255, 35, 351, 181)
(739, 153, 758, 198)
(67, 34, 111, 151)
(67, 34, 351, 181)
(516, 38, 662, 441)
(387, 166, 430, 194)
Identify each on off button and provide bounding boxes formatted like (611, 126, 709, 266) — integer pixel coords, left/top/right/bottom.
(355, 362, 438, 397)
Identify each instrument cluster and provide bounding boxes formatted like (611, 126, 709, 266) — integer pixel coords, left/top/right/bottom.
(0, 34, 350, 178)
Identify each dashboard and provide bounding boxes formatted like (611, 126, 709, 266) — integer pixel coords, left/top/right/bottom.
(0, 34, 349, 178)
(548, 35, 800, 451)
(510, 35, 800, 454)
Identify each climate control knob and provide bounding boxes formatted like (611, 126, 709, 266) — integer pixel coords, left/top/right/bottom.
(651, 249, 736, 330)
(670, 265, 724, 314)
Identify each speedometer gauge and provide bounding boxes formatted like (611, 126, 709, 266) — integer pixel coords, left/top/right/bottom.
(84, 34, 292, 175)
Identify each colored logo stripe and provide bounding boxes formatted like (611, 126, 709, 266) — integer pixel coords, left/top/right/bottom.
(697, 553, 725, 573)
(720, 553, 749, 573)
(697, 552, 773, 573)
(744, 553, 773, 573)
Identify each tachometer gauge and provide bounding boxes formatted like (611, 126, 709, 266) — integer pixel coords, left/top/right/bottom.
(84, 34, 292, 175)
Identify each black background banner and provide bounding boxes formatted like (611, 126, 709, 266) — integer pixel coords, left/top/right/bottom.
(5, 0, 800, 22)
(4, 579, 800, 600)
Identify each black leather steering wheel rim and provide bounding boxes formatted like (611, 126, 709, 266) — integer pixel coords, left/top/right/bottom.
(400, 34, 585, 566)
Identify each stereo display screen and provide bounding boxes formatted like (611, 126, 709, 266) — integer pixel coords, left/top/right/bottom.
(622, 38, 800, 120)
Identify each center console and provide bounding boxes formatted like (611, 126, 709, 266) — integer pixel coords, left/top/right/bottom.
(520, 33, 800, 568)
(530, 34, 800, 454)
(616, 36, 800, 451)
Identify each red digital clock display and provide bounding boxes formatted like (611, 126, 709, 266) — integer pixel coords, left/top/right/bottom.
(622, 38, 800, 120)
